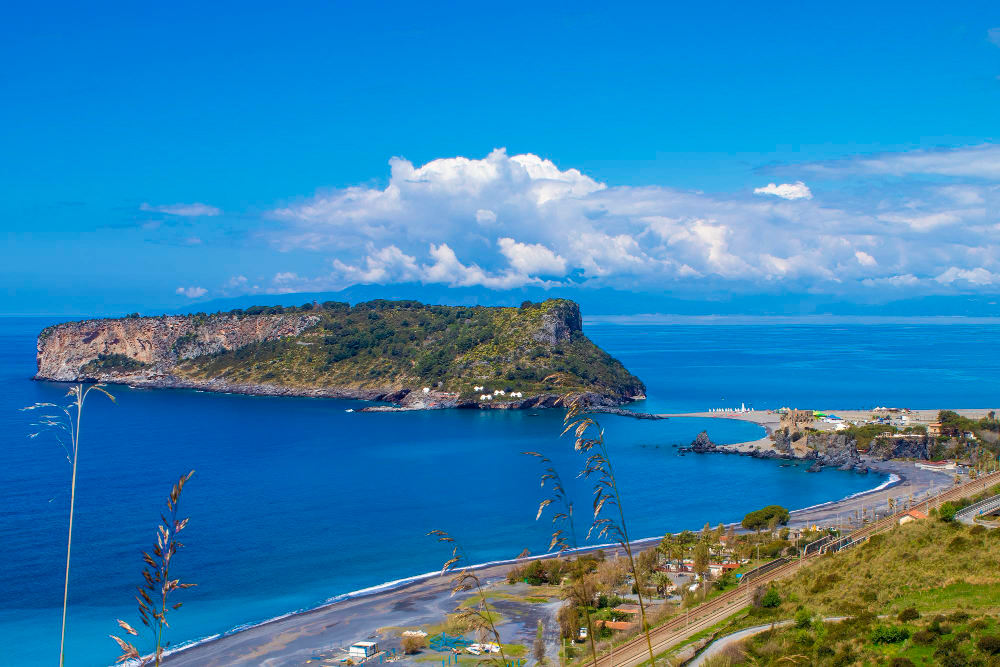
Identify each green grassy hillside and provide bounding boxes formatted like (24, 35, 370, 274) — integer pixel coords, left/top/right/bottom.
(705, 518, 1000, 666)
(176, 298, 644, 402)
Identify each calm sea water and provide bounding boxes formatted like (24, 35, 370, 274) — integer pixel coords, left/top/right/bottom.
(2, 316, 998, 666)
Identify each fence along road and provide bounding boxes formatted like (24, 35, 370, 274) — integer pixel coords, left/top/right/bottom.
(592, 470, 1000, 667)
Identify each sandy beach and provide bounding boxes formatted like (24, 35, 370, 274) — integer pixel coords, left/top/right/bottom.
(162, 407, 978, 666)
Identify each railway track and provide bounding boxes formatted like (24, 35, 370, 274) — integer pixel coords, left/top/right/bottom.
(590, 470, 1000, 667)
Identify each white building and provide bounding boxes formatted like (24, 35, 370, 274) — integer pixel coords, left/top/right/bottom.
(349, 641, 379, 659)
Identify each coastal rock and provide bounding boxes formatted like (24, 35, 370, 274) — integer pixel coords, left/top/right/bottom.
(854, 463, 869, 474)
(690, 430, 717, 452)
(868, 434, 930, 461)
(773, 429, 793, 454)
(806, 461, 823, 473)
(806, 432, 860, 468)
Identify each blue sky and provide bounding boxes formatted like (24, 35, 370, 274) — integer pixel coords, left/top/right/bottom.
(3, 1, 1000, 315)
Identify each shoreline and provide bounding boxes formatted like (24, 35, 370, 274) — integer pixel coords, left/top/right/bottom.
(162, 458, 938, 666)
(31, 375, 646, 413)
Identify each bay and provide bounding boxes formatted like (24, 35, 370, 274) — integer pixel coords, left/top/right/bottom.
(2, 316, 997, 666)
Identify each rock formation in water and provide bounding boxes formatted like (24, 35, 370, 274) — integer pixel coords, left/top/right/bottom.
(35, 299, 645, 409)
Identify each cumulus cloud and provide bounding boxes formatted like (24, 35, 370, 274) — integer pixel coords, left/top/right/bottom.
(141, 202, 222, 217)
(753, 181, 813, 200)
(256, 147, 1000, 297)
(496, 238, 567, 276)
(855, 251, 877, 267)
(175, 286, 208, 298)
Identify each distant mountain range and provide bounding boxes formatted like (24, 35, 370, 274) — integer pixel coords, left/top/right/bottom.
(172, 283, 1000, 318)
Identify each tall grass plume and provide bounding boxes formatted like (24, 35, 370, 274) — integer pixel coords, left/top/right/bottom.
(560, 392, 657, 666)
(110, 470, 196, 666)
(23, 383, 115, 667)
(524, 452, 599, 666)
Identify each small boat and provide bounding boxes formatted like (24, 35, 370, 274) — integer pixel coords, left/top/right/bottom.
(345, 409, 354, 413)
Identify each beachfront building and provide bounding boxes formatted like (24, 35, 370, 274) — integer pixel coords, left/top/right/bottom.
(780, 409, 814, 433)
(349, 641, 379, 659)
(928, 422, 943, 437)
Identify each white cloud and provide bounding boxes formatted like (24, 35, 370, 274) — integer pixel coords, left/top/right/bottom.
(184, 237, 203, 245)
(332, 245, 422, 285)
(855, 251, 877, 267)
(753, 181, 813, 200)
(141, 202, 222, 217)
(475, 209, 497, 224)
(175, 286, 208, 298)
(496, 238, 567, 276)
(225, 275, 248, 288)
(256, 147, 1000, 296)
(989, 27, 1000, 47)
(935, 267, 1000, 286)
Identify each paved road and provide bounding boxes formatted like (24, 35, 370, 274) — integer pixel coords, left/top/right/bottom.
(688, 616, 851, 666)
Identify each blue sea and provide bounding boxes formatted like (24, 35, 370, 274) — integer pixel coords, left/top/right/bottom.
(2, 316, 999, 666)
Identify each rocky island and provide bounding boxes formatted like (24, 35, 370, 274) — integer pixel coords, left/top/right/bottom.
(34, 298, 646, 410)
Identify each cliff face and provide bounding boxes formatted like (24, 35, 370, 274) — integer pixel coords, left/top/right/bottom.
(36, 314, 319, 381)
(35, 299, 644, 408)
(805, 432, 864, 470)
(868, 435, 931, 461)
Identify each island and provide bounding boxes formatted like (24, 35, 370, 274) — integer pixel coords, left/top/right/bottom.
(34, 298, 646, 409)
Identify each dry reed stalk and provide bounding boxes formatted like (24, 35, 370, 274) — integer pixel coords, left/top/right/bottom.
(428, 530, 510, 666)
(23, 383, 116, 667)
(558, 392, 657, 667)
(110, 470, 196, 666)
(523, 452, 599, 667)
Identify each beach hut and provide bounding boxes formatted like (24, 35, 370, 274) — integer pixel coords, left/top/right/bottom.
(349, 642, 379, 659)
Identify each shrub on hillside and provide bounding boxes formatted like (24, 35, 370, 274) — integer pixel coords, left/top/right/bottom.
(934, 639, 966, 667)
(912, 629, 937, 645)
(759, 586, 781, 608)
(870, 625, 910, 644)
(978, 635, 1000, 655)
(889, 659, 915, 667)
(898, 607, 920, 622)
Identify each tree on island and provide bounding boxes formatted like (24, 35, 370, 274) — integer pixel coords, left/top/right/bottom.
(741, 505, 791, 533)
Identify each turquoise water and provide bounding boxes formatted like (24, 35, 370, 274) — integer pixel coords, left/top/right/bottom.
(2, 317, 997, 666)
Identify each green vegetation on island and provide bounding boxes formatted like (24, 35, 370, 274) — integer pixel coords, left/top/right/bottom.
(176, 299, 643, 402)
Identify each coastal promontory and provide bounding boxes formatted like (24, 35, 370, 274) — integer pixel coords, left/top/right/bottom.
(35, 299, 645, 409)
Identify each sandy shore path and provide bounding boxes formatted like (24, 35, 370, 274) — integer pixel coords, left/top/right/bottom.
(163, 467, 954, 665)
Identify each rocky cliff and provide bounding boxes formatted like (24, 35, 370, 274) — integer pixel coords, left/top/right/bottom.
(35, 299, 645, 409)
(36, 314, 319, 381)
(867, 435, 931, 461)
